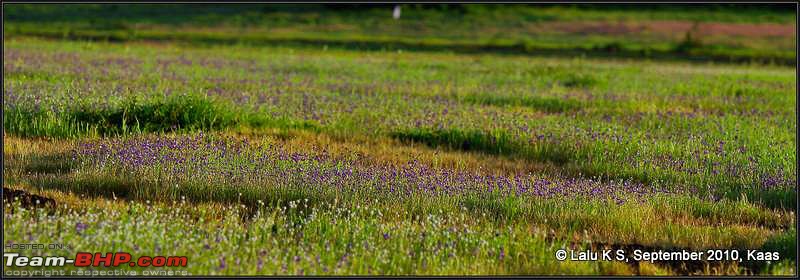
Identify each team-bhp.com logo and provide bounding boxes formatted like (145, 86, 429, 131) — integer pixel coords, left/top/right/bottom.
(4, 252, 187, 267)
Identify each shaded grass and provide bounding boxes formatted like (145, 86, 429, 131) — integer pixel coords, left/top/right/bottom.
(20, 166, 790, 256)
(10, 135, 787, 254)
(462, 193, 793, 232)
(384, 126, 797, 211)
(557, 72, 600, 88)
(5, 134, 788, 252)
(390, 128, 519, 158)
(2, 6, 796, 275)
(724, 186, 796, 211)
(69, 94, 241, 134)
(389, 127, 578, 165)
(24, 172, 335, 222)
(21, 168, 789, 253)
(760, 228, 797, 261)
(462, 94, 582, 113)
(460, 193, 790, 253)
(0, 194, 613, 275)
(17, 152, 76, 175)
(6, 94, 253, 138)
(6, 191, 788, 275)
(10, 102, 792, 211)
(3, 92, 331, 140)
(5, 26, 795, 66)
(3, 134, 794, 275)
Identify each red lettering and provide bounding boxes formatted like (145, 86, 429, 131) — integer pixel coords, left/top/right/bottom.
(151, 256, 166, 267)
(112, 253, 131, 267)
(75, 252, 92, 267)
(93, 252, 113, 267)
(138, 256, 151, 267)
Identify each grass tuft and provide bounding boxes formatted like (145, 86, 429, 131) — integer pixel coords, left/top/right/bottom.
(4, 94, 245, 138)
(462, 94, 582, 113)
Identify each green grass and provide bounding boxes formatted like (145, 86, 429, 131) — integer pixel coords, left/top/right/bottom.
(4, 94, 245, 138)
(2, 198, 630, 275)
(2, 185, 793, 275)
(4, 38, 795, 210)
(461, 94, 583, 113)
(2, 6, 797, 275)
(3, 4, 796, 65)
(390, 128, 577, 165)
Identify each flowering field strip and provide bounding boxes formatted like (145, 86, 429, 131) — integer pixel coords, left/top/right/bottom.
(4, 38, 795, 209)
(5, 5, 796, 65)
(70, 134, 679, 204)
(3, 31, 796, 275)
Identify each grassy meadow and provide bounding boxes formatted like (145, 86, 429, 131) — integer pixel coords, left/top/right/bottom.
(2, 4, 797, 276)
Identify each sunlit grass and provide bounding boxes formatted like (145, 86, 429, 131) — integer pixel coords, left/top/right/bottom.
(2, 30, 796, 275)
